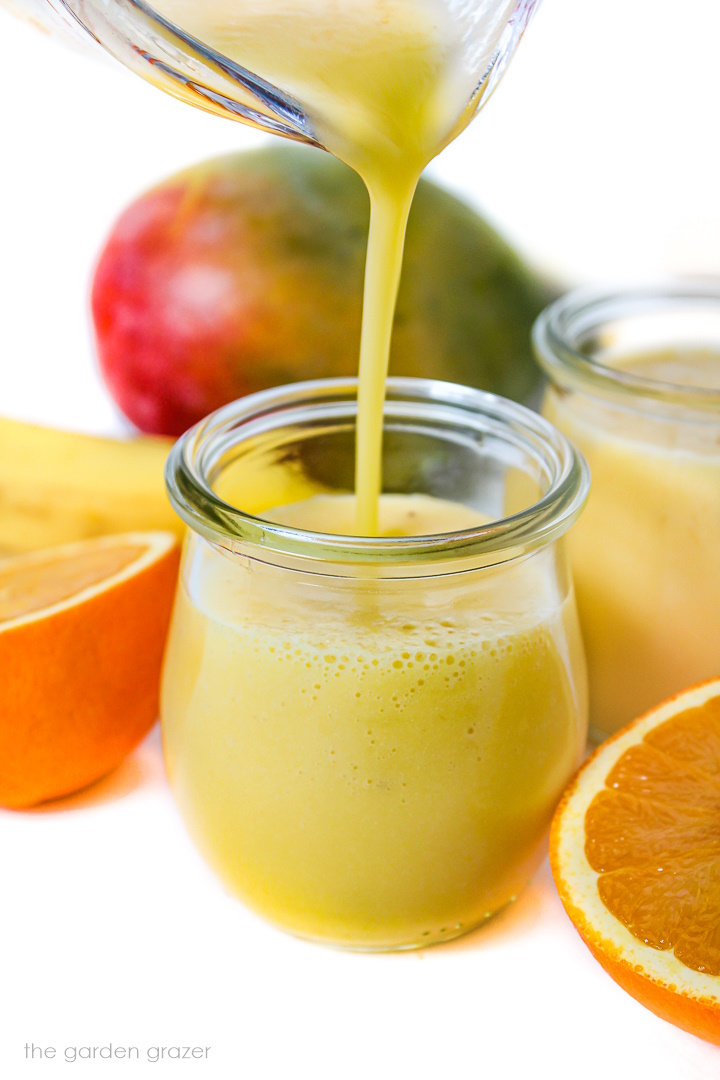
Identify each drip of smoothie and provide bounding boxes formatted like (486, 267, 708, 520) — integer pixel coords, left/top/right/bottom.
(152, 0, 517, 533)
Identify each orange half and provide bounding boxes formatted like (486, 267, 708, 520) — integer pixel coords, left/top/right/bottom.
(550, 678, 720, 1045)
(0, 532, 180, 808)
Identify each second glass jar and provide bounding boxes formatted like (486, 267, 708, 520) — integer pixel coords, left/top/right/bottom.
(534, 282, 720, 741)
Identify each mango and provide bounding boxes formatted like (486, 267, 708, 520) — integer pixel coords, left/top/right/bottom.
(92, 143, 552, 436)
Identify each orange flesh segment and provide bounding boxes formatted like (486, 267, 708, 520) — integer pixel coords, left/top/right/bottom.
(0, 544, 145, 623)
(584, 698, 720, 976)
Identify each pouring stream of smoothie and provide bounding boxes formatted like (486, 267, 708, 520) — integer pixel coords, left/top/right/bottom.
(152, 0, 517, 533)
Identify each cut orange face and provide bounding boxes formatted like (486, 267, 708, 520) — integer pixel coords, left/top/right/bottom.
(550, 678, 720, 1046)
(0, 532, 180, 809)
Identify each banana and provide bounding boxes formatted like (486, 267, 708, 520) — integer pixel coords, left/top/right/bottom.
(0, 417, 183, 555)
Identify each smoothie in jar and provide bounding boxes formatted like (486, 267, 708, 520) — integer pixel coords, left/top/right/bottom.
(161, 380, 589, 948)
(535, 285, 720, 740)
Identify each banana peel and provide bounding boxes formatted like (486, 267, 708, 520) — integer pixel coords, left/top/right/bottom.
(0, 416, 182, 555)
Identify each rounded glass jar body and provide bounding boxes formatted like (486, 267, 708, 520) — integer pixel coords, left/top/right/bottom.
(161, 378, 589, 950)
(534, 283, 720, 741)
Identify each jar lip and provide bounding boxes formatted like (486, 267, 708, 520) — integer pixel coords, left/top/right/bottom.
(165, 377, 589, 570)
(533, 279, 720, 412)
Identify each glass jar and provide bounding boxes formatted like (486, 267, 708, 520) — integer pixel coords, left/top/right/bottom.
(534, 282, 720, 742)
(161, 377, 589, 950)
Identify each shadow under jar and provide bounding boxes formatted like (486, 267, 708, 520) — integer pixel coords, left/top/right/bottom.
(161, 378, 589, 950)
(534, 282, 720, 743)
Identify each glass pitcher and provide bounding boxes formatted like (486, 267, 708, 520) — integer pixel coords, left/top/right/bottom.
(3, 0, 542, 148)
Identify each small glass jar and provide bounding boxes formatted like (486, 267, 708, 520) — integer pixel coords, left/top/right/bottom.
(161, 378, 589, 950)
(534, 282, 720, 742)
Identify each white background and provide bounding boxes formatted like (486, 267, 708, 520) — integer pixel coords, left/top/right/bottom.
(1, 1, 719, 1076)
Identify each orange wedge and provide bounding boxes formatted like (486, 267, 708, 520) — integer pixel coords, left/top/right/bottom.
(0, 532, 179, 809)
(550, 678, 720, 1044)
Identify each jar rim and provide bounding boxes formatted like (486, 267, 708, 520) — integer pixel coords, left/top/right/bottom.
(165, 377, 589, 570)
(533, 279, 720, 413)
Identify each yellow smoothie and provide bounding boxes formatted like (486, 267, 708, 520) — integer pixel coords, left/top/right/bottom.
(544, 349, 720, 738)
(152, 0, 517, 533)
(161, 492, 587, 948)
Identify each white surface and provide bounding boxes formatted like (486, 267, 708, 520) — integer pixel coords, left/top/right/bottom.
(1, 1, 719, 1076)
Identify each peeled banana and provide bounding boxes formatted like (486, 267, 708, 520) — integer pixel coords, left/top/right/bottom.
(0, 416, 182, 555)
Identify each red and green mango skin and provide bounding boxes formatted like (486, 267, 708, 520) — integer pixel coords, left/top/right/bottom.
(92, 143, 553, 437)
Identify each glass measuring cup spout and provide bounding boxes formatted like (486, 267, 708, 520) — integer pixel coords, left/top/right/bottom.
(4, 0, 543, 151)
